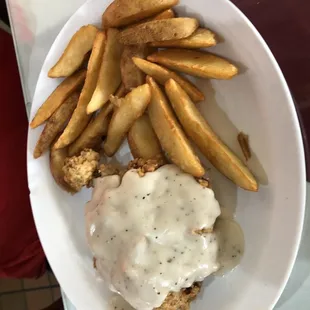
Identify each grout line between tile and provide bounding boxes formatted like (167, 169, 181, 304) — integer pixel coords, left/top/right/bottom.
(51, 288, 56, 301)
(1, 285, 60, 296)
(0, 293, 3, 310)
(47, 273, 57, 301)
(47, 272, 53, 289)
(21, 278, 28, 310)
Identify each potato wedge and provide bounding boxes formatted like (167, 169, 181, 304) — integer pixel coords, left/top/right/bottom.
(50, 144, 75, 193)
(102, 0, 178, 28)
(121, 45, 149, 91)
(54, 32, 106, 149)
(125, 8, 176, 29)
(148, 49, 238, 79)
(147, 76, 204, 177)
(149, 28, 217, 48)
(68, 84, 126, 156)
(48, 25, 98, 78)
(133, 57, 204, 102)
(68, 105, 112, 157)
(165, 79, 258, 191)
(87, 28, 122, 114)
(104, 84, 151, 157)
(153, 8, 175, 20)
(33, 93, 79, 158)
(119, 18, 199, 45)
(30, 70, 86, 128)
(128, 114, 164, 160)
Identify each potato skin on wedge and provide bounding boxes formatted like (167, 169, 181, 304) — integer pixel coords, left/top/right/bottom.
(30, 70, 86, 128)
(87, 28, 122, 114)
(102, 0, 179, 28)
(149, 28, 217, 49)
(128, 114, 164, 161)
(147, 76, 205, 177)
(124, 8, 176, 29)
(119, 18, 199, 45)
(55, 31, 106, 149)
(121, 45, 149, 91)
(165, 79, 258, 191)
(48, 25, 98, 78)
(148, 49, 238, 79)
(68, 84, 126, 157)
(104, 84, 151, 157)
(34, 93, 79, 158)
(50, 144, 76, 193)
(133, 57, 204, 102)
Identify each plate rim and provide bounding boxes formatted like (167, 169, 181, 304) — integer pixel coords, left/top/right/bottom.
(225, 0, 306, 306)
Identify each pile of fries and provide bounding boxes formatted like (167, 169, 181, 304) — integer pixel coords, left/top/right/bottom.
(30, 0, 258, 192)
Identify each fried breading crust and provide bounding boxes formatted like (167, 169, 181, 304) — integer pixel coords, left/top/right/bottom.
(63, 149, 99, 192)
(127, 157, 165, 177)
(156, 282, 202, 310)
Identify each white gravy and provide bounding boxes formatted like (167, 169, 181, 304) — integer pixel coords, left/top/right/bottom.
(86, 165, 221, 309)
(85, 164, 244, 310)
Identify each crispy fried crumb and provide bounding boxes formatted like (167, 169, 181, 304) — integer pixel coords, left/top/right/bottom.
(195, 227, 213, 234)
(63, 149, 99, 192)
(99, 164, 120, 177)
(156, 283, 201, 310)
(128, 158, 165, 177)
(196, 177, 210, 188)
(237, 132, 251, 161)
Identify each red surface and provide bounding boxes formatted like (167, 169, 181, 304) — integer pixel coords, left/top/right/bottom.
(231, 0, 310, 178)
(0, 29, 46, 278)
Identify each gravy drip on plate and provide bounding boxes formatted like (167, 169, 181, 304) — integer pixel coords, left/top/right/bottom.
(214, 219, 245, 276)
(109, 294, 134, 310)
(85, 165, 222, 310)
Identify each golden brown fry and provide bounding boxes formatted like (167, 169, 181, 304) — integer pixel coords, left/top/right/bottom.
(102, 0, 178, 28)
(132, 57, 204, 102)
(48, 25, 98, 78)
(87, 28, 122, 114)
(30, 70, 86, 128)
(149, 28, 217, 48)
(125, 8, 176, 29)
(238, 132, 251, 161)
(104, 84, 151, 157)
(119, 18, 199, 45)
(50, 144, 75, 193)
(68, 106, 111, 157)
(80, 51, 92, 70)
(33, 93, 79, 158)
(54, 32, 106, 149)
(121, 45, 148, 91)
(153, 8, 175, 20)
(68, 85, 126, 156)
(128, 114, 164, 160)
(147, 76, 205, 177)
(148, 49, 238, 79)
(165, 79, 258, 191)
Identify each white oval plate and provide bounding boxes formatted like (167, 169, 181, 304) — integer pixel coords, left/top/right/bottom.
(27, 0, 306, 309)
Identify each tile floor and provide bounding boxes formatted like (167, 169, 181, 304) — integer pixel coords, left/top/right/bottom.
(0, 272, 61, 310)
